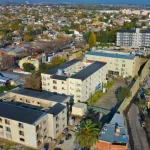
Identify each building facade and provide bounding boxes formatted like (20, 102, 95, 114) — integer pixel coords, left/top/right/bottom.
(0, 88, 70, 148)
(41, 59, 107, 103)
(85, 51, 140, 77)
(116, 28, 150, 48)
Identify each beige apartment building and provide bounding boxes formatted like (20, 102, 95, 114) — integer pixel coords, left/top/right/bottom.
(19, 56, 41, 70)
(85, 51, 140, 77)
(0, 88, 70, 148)
(41, 59, 107, 103)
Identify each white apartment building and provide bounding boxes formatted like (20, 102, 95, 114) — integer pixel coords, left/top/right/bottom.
(0, 88, 70, 148)
(85, 51, 140, 78)
(41, 59, 107, 103)
(116, 28, 150, 48)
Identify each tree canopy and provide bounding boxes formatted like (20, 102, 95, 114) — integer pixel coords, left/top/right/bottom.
(75, 119, 100, 149)
(88, 31, 96, 48)
(116, 87, 131, 102)
(23, 63, 35, 72)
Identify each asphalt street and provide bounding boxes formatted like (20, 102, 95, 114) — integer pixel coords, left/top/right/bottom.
(128, 104, 149, 150)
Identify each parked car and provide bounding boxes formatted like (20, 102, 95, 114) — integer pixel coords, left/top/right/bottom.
(141, 121, 146, 127)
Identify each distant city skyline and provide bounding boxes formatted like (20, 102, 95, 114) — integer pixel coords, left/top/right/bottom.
(1, 0, 150, 5)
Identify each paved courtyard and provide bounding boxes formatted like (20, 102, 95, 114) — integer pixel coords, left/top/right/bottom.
(54, 130, 77, 150)
(95, 79, 126, 110)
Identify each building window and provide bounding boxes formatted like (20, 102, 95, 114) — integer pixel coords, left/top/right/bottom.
(19, 131, 24, 136)
(0, 125, 3, 129)
(20, 98, 22, 101)
(53, 80, 57, 84)
(53, 86, 57, 90)
(56, 123, 59, 128)
(56, 130, 59, 134)
(63, 117, 65, 121)
(26, 100, 30, 103)
(62, 87, 65, 90)
(43, 120, 46, 124)
(18, 123, 24, 128)
(20, 138, 25, 142)
(62, 110, 64, 114)
(122, 64, 125, 67)
(56, 116, 59, 121)
(5, 119, 10, 125)
(63, 124, 65, 128)
(0, 118, 2, 123)
(6, 127, 11, 132)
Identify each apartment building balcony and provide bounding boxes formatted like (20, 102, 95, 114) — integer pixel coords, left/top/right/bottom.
(0, 125, 3, 131)
(37, 133, 43, 141)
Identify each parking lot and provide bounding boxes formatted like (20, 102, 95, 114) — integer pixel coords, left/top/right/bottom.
(95, 79, 126, 110)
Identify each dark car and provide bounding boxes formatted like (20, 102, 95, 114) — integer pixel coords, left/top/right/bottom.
(115, 86, 122, 95)
(65, 133, 72, 140)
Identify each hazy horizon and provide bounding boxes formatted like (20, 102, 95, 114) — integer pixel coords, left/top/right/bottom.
(1, 0, 150, 5)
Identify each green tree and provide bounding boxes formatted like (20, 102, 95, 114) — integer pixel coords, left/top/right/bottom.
(75, 119, 100, 149)
(137, 98, 147, 107)
(23, 63, 35, 72)
(117, 87, 131, 102)
(141, 22, 146, 27)
(88, 31, 96, 48)
(24, 34, 31, 42)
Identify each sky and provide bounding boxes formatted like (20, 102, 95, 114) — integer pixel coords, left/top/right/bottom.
(1, 0, 150, 5)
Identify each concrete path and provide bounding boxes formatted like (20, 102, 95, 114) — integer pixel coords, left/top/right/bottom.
(128, 104, 149, 150)
(95, 79, 126, 110)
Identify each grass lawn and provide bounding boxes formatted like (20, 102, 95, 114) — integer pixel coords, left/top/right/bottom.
(104, 81, 115, 89)
(0, 138, 35, 150)
(87, 90, 104, 105)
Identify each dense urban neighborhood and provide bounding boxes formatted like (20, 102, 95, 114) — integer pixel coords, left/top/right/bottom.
(0, 2, 150, 150)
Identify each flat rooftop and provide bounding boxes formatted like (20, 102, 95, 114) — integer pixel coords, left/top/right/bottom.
(0, 101, 45, 124)
(44, 59, 106, 81)
(100, 113, 128, 144)
(100, 123, 128, 144)
(45, 59, 80, 75)
(110, 113, 125, 127)
(73, 102, 87, 108)
(117, 29, 150, 33)
(71, 61, 106, 80)
(11, 88, 70, 103)
(47, 103, 66, 116)
(86, 51, 135, 60)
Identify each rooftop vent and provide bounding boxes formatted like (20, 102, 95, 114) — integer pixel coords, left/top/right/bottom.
(101, 130, 105, 134)
(103, 126, 107, 131)
(115, 127, 120, 136)
(122, 134, 126, 138)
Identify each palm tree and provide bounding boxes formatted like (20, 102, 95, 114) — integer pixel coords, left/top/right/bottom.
(75, 119, 101, 150)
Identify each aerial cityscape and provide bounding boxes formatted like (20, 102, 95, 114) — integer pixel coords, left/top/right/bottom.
(0, 1, 150, 150)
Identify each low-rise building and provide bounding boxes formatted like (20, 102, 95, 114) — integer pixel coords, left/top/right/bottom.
(0, 88, 70, 148)
(96, 113, 128, 150)
(85, 51, 140, 77)
(72, 102, 87, 116)
(19, 56, 41, 70)
(41, 59, 107, 103)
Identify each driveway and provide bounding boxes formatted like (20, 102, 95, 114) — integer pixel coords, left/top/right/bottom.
(128, 104, 149, 150)
(95, 79, 126, 110)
